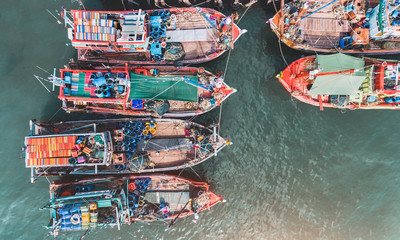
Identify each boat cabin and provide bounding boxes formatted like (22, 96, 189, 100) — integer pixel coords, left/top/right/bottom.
(45, 175, 222, 236)
(68, 10, 149, 51)
(54, 66, 235, 117)
(25, 132, 112, 168)
(369, 0, 400, 40)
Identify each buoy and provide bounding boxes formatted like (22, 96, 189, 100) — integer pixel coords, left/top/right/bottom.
(128, 183, 136, 192)
(138, 200, 144, 206)
(89, 202, 97, 210)
(71, 213, 81, 225)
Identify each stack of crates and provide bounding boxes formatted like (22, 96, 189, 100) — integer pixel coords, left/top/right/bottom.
(80, 205, 90, 230)
(89, 202, 98, 228)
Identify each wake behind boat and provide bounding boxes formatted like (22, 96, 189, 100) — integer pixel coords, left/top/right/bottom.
(44, 175, 224, 237)
(24, 118, 229, 183)
(269, 0, 400, 54)
(61, 8, 246, 64)
(47, 64, 236, 118)
(277, 53, 400, 110)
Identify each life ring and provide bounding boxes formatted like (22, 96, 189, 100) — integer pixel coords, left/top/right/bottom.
(71, 213, 81, 225)
(150, 128, 156, 134)
(104, 194, 113, 199)
(105, 217, 114, 224)
(138, 200, 145, 206)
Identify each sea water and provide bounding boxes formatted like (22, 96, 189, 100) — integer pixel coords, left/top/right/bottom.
(1, 1, 400, 239)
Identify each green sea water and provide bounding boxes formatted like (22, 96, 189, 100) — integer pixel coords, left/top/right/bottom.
(1, 1, 400, 239)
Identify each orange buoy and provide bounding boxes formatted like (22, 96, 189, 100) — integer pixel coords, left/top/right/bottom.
(128, 183, 136, 192)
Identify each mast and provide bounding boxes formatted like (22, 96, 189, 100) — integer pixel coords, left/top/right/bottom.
(280, 0, 284, 38)
(314, 69, 355, 77)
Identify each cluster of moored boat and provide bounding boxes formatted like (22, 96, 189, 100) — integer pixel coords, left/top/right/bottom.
(26, 7, 245, 237)
(271, 0, 400, 110)
(26, 0, 400, 236)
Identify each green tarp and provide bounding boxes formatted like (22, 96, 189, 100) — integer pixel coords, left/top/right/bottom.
(309, 53, 367, 96)
(129, 73, 198, 102)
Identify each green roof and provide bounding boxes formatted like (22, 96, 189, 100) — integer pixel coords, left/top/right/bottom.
(129, 73, 198, 102)
(309, 53, 367, 96)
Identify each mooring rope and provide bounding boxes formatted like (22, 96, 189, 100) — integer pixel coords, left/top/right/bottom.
(237, 3, 253, 24)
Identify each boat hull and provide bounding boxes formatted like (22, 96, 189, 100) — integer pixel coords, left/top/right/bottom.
(25, 118, 228, 182)
(46, 174, 224, 235)
(278, 55, 400, 110)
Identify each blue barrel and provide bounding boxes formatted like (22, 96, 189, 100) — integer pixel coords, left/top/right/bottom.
(75, 185, 82, 193)
(94, 89, 103, 98)
(60, 213, 72, 220)
(89, 73, 96, 80)
(151, 10, 159, 16)
(60, 224, 72, 231)
(118, 72, 125, 78)
(81, 185, 93, 192)
(59, 208, 70, 215)
(102, 90, 111, 98)
(145, 178, 151, 185)
(163, 9, 171, 16)
(62, 218, 72, 225)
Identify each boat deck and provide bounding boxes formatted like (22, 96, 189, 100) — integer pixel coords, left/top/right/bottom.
(298, 3, 350, 49)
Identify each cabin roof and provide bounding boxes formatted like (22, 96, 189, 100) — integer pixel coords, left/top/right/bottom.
(309, 53, 367, 96)
(128, 73, 198, 102)
(25, 133, 109, 167)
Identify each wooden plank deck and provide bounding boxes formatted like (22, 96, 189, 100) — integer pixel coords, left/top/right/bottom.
(176, 12, 213, 30)
(182, 41, 216, 60)
(152, 121, 186, 137)
(148, 149, 195, 168)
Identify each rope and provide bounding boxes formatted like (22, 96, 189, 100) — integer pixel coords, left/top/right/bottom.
(277, 39, 289, 67)
(271, 0, 289, 67)
(142, 77, 185, 104)
(48, 107, 63, 121)
(217, 49, 232, 137)
(237, 4, 252, 24)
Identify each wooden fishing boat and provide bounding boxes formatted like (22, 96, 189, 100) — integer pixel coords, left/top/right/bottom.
(24, 118, 229, 183)
(277, 53, 400, 110)
(44, 175, 224, 236)
(61, 8, 246, 64)
(269, 0, 400, 54)
(50, 65, 236, 117)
